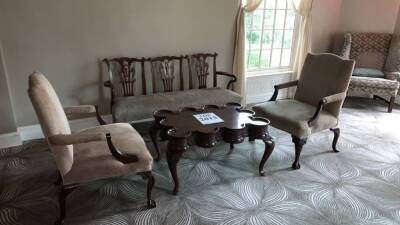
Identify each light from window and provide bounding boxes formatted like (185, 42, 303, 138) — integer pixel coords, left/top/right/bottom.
(245, 0, 297, 72)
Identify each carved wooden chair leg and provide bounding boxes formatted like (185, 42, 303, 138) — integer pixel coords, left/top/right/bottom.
(55, 186, 75, 225)
(139, 171, 156, 209)
(149, 124, 161, 161)
(388, 97, 395, 113)
(291, 136, 307, 170)
(330, 128, 340, 152)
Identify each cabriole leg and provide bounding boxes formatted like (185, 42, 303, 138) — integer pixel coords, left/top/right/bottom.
(139, 171, 156, 209)
(330, 128, 340, 152)
(291, 136, 307, 170)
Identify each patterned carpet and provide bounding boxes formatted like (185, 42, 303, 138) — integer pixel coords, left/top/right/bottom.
(1, 99, 400, 225)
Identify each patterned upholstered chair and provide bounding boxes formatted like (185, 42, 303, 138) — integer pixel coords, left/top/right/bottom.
(338, 33, 400, 112)
(28, 72, 155, 225)
(253, 54, 355, 170)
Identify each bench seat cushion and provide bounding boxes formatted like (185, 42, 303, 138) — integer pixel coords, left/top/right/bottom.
(113, 88, 242, 122)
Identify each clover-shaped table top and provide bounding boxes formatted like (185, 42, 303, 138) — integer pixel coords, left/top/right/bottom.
(153, 103, 270, 147)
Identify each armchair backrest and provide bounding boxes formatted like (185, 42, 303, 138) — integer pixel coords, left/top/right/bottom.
(348, 33, 392, 70)
(28, 72, 73, 176)
(294, 53, 355, 117)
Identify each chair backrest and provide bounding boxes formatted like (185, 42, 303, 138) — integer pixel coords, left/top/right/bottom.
(28, 72, 73, 176)
(348, 32, 392, 70)
(294, 53, 355, 117)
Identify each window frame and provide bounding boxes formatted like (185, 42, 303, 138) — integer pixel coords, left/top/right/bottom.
(245, 0, 301, 76)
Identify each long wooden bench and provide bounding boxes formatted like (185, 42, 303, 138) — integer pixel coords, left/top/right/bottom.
(103, 53, 242, 123)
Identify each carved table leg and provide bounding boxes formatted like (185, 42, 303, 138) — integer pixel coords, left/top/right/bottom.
(149, 124, 161, 161)
(259, 137, 275, 176)
(330, 128, 340, 152)
(166, 137, 188, 195)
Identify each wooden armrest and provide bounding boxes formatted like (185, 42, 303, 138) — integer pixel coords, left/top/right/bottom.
(308, 92, 346, 126)
(105, 133, 139, 164)
(48, 133, 106, 146)
(104, 80, 113, 88)
(269, 80, 299, 101)
(216, 71, 237, 89)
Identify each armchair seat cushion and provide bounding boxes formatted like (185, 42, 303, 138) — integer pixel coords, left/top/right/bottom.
(253, 99, 338, 138)
(352, 68, 385, 78)
(63, 123, 153, 185)
(113, 87, 242, 122)
(349, 76, 399, 97)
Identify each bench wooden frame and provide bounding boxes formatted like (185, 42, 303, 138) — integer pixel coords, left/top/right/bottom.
(103, 53, 237, 110)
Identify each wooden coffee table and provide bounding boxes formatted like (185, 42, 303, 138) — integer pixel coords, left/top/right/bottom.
(149, 103, 275, 195)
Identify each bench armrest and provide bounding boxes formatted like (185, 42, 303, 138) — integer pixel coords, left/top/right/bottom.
(308, 92, 346, 126)
(104, 80, 113, 88)
(384, 72, 400, 81)
(269, 80, 299, 101)
(216, 71, 237, 90)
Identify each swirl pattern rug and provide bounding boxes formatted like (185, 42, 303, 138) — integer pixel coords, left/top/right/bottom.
(1, 99, 400, 225)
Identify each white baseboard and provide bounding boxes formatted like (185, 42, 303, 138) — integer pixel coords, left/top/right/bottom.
(0, 132, 22, 148)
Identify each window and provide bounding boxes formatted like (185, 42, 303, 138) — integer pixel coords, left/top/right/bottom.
(245, 0, 298, 73)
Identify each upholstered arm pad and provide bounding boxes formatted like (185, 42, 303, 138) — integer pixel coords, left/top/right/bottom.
(384, 72, 400, 81)
(48, 133, 106, 146)
(269, 80, 299, 101)
(64, 105, 96, 115)
(322, 92, 347, 104)
(308, 91, 347, 126)
(275, 80, 299, 89)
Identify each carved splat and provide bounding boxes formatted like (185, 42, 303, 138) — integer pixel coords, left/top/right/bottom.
(151, 59, 176, 92)
(192, 56, 209, 89)
(114, 58, 138, 96)
(188, 53, 217, 89)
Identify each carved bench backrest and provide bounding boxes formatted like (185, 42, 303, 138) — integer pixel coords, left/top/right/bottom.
(103, 53, 219, 101)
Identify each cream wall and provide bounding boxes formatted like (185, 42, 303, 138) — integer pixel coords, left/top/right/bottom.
(395, 5, 400, 34)
(311, 0, 343, 52)
(338, 0, 400, 33)
(0, 0, 238, 126)
(0, 41, 17, 134)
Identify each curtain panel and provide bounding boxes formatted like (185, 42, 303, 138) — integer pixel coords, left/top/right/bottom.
(287, 0, 314, 80)
(232, 0, 263, 103)
(232, 0, 314, 101)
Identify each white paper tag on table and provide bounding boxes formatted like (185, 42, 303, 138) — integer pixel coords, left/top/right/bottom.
(193, 113, 224, 125)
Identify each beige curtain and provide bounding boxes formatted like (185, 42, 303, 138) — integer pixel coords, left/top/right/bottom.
(232, 0, 263, 103)
(287, 0, 314, 80)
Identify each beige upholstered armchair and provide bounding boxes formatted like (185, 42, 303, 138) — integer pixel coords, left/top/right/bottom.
(253, 53, 355, 170)
(28, 72, 155, 225)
